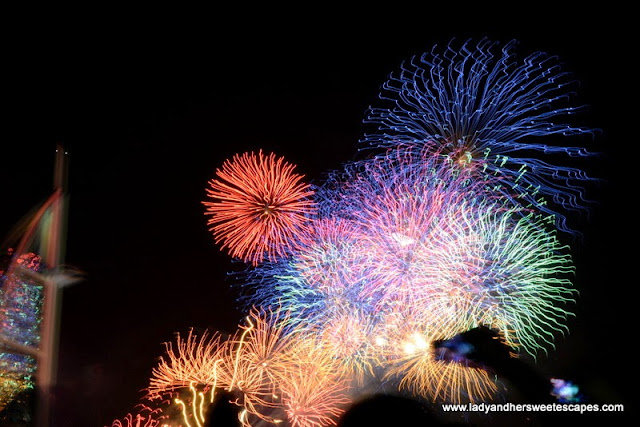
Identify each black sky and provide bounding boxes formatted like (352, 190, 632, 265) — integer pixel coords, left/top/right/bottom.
(1, 10, 632, 426)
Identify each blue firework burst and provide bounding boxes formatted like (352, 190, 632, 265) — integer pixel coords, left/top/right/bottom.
(360, 38, 597, 234)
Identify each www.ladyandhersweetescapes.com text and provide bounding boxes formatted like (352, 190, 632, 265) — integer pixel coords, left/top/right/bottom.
(441, 402, 624, 415)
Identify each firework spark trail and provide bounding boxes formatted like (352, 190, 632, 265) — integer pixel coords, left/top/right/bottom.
(360, 39, 596, 234)
(203, 150, 316, 265)
(174, 382, 211, 427)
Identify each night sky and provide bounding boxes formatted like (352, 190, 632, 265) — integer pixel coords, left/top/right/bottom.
(2, 11, 632, 425)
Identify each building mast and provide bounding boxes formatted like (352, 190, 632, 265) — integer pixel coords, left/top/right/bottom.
(0, 144, 72, 424)
(35, 143, 68, 426)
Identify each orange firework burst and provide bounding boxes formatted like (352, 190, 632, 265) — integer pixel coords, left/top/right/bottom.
(222, 307, 296, 424)
(147, 329, 226, 401)
(203, 150, 316, 265)
(279, 337, 352, 427)
(388, 335, 497, 404)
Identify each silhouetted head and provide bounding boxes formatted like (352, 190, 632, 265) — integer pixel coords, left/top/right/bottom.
(337, 393, 438, 426)
(203, 390, 240, 427)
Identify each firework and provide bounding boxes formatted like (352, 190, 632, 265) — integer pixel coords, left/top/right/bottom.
(222, 307, 296, 424)
(107, 405, 166, 427)
(110, 37, 598, 423)
(147, 329, 226, 400)
(238, 259, 328, 331)
(378, 310, 497, 404)
(361, 39, 596, 233)
(241, 257, 382, 385)
(294, 217, 372, 297)
(327, 146, 489, 314)
(322, 145, 575, 355)
(174, 382, 210, 427)
(279, 337, 352, 427)
(243, 147, 480, 319)
(203, 150, 316, 265)
(356, 192, 576, 356)
(429, 204, 577, 355)
(316, 306, 378, 384)
(109, 414, 162, 427)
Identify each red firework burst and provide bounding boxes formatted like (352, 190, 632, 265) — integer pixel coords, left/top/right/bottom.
(203, 150, 316, 265)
